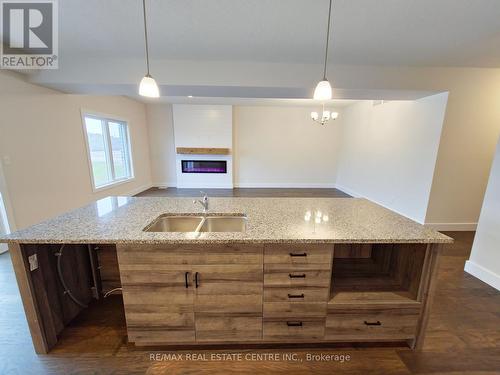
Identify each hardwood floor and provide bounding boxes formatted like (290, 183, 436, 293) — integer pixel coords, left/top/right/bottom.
(136, 187, 351, 198)
(1, 231, 499, 373)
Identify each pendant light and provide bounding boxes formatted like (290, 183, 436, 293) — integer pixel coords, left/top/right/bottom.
(139, 0, 160, 98)
(313, 0, 333, 101)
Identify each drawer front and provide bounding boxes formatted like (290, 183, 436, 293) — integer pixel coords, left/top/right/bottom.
(264, 245, 333, 264)
(195, 294, 262, 314)
(264, 302, 327, 318)
(325, 307, 420, 341)
(126, 307, 195, 344)
(118, 244, 263, 265)
(264, 264, 331, 288)
(263, 319, 325, 340)
(264, 288, 329, 303)
(195, 315, 262, 342)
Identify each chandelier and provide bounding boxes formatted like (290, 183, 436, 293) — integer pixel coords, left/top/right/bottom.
(311, 103, 338, 125)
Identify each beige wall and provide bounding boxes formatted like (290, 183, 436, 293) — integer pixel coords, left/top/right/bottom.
(233, 105, 341, 187)
(336, 94, 448, 223)
(0, 72, 152, 229)
(146, 103, 176, 187)
(422, 69, 500, 227)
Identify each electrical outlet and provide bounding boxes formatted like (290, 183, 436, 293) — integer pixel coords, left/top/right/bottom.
(28, 254, 38, 271)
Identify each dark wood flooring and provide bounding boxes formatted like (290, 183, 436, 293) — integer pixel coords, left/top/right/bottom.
(1, 231, 499, 374)
(136, 187, 351, 198)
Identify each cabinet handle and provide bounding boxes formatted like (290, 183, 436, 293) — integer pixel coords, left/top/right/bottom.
(289, 252, 307, 257)
(195, 272, 199, 288)
(286, 321, 303, 327)
(184, 272, 190, 288)
(364, 320, 381, 326)
(289, 273, 306, 278)
(288, 293, 305, 299)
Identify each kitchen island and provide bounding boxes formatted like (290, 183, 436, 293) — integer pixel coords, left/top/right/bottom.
(0, 196, 452, 353)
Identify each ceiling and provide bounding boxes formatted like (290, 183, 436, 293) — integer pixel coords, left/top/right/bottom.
(18, 0, 500, 100)
(59, 0, 500, 67)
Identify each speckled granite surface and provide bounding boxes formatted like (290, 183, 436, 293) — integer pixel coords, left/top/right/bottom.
(0, 196, 452, 244)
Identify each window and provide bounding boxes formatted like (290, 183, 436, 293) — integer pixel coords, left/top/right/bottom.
(83, 114, 133, 190)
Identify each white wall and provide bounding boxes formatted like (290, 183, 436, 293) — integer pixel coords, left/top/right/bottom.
(173, 105, 232, 148)
(336, 93, 448, 223)
(173, 105, 233, 188)
(233, 106, 341, 188)
(146, 103, 177, 187)
(0, 72, 152, 229)
(465, 136, 500, 291)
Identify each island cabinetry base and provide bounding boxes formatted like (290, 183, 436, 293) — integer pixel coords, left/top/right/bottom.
(9, 240, 442, 352)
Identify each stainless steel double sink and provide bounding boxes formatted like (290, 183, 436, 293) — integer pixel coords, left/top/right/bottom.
(144, 214, 247, 233)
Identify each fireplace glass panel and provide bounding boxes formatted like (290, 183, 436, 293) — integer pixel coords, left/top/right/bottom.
(181, 160, 227, 174)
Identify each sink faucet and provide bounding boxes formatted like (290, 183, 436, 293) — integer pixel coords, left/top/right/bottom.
(193, 191, 209, 212)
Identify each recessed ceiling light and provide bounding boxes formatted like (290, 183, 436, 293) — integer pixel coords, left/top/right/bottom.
(188, 95, 193, 98)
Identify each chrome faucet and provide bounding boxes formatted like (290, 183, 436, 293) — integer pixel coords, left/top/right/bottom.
(193, 191, 209, 212)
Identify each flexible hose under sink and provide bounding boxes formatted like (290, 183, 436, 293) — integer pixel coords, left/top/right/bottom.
(55, 244, 88, 308)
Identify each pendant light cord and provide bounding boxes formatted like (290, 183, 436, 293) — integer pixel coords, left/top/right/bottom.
(142, 0, 151, 76)
(322, 0, 333, 80)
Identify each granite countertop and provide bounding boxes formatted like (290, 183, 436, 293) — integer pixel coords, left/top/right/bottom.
(0, 196, 453, 245)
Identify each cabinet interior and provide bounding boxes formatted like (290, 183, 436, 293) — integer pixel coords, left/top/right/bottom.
(20, 243, 125, 349)
(329, 243, 428, 304)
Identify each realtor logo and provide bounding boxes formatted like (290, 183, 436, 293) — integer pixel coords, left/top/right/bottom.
(1, 0, 58, 69)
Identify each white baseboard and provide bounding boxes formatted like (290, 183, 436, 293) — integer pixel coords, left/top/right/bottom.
(124, 183, 154, 196)
(234, 182, 337, 188)
(333, 184, 362, 198)
(155, 182, 339, 189)
(464, 260, 500, 291)
(152, 182, 177, 189)
(424, 222, 477, 231)
(176, 183, 234, 189)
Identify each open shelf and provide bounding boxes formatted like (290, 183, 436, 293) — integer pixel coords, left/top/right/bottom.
(330, 243, 428, 305)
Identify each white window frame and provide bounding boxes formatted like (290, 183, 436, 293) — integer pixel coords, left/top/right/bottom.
(81, 110, 135, 192)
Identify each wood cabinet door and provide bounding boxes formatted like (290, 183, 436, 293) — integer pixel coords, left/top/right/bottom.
(121, 264, 195, 344)
(193, 264, 263, 342)
(118, 245, 196, 345)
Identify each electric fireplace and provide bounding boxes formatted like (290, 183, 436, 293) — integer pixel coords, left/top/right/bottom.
(181, 160, 227, 174)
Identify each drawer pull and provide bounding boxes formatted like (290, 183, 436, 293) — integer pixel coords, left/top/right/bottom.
(289, 252, 307, 257)
(184, 271, 190, 288)
(289, 273, 306, 278)
(286, 321, 303, 327)
(364, 320, 381, 326)
(288, 293, 305, 299)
